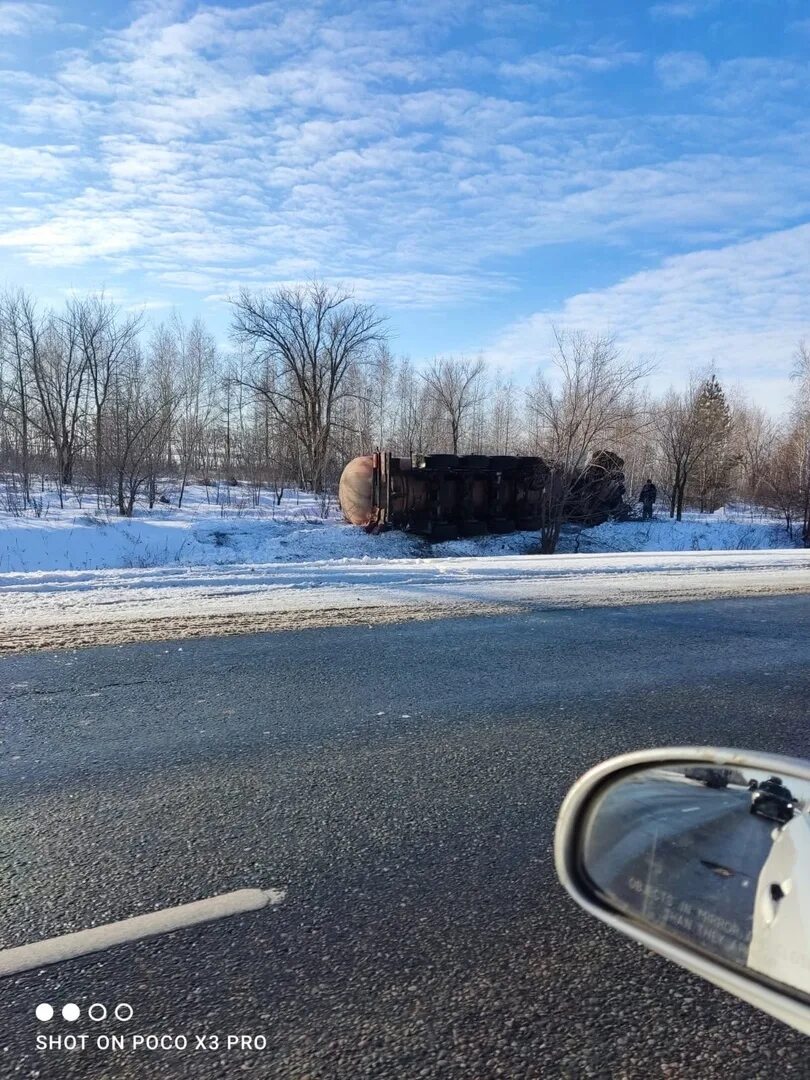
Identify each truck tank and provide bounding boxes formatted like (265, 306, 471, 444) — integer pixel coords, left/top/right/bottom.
(338, 451, 623, 540)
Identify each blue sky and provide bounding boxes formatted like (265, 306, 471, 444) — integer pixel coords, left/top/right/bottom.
(0, 0, 808, 406)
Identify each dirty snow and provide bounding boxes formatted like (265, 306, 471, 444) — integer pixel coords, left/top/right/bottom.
(2, 548, 810, 654)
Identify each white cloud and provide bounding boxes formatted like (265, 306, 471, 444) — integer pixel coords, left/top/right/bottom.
(0, 0, 806, 411)
(501, 45, 642, 83)
(0, 142, 78, 180)
(485, 225, 810, 409)
(655, 51, 711, 89)
(477, 3, 548, 31)
(0, 1, 54, 35)
(649, 1, 717, 19)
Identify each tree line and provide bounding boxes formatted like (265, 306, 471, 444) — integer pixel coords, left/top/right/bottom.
(1, 281, 808, 548)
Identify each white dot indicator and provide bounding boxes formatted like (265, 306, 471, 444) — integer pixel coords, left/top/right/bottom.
(88, 1003, 107, 1022)
(114, 1003, 133, 1022)
(35, 1003, 53, 1022)
(62, 1003, 80, 1022)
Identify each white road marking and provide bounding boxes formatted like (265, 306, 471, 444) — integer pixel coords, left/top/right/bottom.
(0, 887, 285, 978)
(681, 806, 700, 812)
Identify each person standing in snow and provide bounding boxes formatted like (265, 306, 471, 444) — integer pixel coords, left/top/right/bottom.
(639, 479, 657, 521)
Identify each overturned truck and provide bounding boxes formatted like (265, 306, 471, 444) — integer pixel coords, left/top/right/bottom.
(339, 450, 625, 540)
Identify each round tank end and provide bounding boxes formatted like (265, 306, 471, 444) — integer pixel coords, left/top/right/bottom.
(339, 455, 376, 526)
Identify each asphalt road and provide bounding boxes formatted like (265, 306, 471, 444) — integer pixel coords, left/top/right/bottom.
(1, 594, 810, 1078)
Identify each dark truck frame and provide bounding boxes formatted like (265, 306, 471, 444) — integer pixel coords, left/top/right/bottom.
(339, 450, 625, 540)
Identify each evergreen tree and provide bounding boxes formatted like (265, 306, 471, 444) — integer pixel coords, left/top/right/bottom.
(691, 374, 735, 512)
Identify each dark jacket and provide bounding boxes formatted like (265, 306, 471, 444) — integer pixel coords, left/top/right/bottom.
(639, 482, 657, 504)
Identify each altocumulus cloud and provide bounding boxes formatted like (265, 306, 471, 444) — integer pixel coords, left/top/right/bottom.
(486, 224, 810, 409)
(0, 0, 807, 404)
(0, 2, 56, 36)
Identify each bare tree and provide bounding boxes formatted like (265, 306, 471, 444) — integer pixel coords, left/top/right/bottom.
(420, 356, 485, 455)
(761, 423, 810, 541)
(0, 290, 36, 503)
(788, 340, 810, 544)
(103, 346, 175, 517)
(372, 343, 396, 449)
(230, 281, 386, 491)
(148, 322, 181, 474)
(173, 317, 218, 507)
(527, 329, 650, 552)
(611, 388, 656, 502)
(393, 358, 424, 456)
(26, 301, 88, 495)
(732, 401, 775, 505)
(654, 376, 729, 521)
(793, 339, 810, 392)
(489, 372, 518, 454)
(71, 293, 142, 496)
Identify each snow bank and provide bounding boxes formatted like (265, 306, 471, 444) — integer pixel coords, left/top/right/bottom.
(558, 513, 789, 555)
(0, 483, 410, 573)
(0, 512, 421, 573)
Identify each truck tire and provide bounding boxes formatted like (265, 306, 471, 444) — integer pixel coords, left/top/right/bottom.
(489, 518, 516, 533)
(458, 520, 488, 536)
(429, 522, 459, 541)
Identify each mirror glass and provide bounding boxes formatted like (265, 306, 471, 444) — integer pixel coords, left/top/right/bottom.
(581, 760, 810, 997)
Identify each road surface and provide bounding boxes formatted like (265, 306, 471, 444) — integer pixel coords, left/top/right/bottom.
(1, 594, 810, 1078)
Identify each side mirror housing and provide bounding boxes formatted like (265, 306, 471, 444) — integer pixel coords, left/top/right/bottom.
(555, 746, 810, 1035)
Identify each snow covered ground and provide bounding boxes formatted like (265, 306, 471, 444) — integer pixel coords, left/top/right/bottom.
(0, 481, 796, 575)
(2, 546, 810, 654)
(1, 480, 807, 652)
(556, 510, 793, 555)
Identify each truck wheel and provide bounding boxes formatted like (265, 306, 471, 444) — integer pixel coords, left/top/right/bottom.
(458, 520, 488, 536)
(489, 518, 516, 533)
(429, 522, 459, 542)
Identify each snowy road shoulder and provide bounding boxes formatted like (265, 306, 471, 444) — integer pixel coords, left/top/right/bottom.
(1, 548, 809, 653)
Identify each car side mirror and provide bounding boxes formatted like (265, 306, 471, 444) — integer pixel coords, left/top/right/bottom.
(555, 747, 810, 1035)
